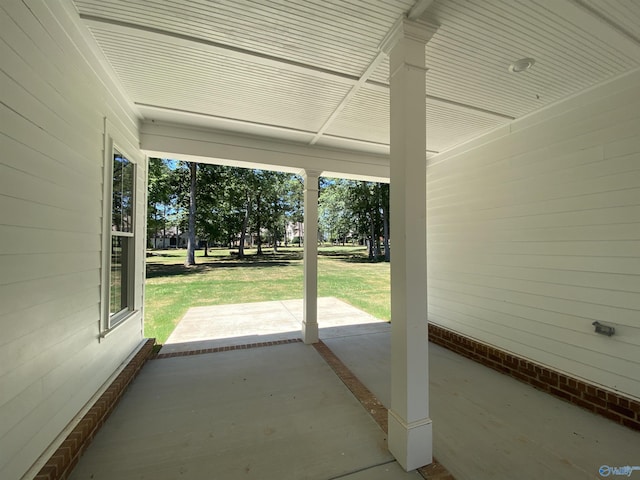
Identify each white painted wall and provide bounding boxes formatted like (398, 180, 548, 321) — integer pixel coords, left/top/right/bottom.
(427, 69, 640, 399)
(0, 2, 146, 478)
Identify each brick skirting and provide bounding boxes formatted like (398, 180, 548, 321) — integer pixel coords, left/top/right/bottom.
(313, 341, 455, 480)
(155, 338, 302, 359)
(34, 338, 156, 480)
(428, 324, 640, 431)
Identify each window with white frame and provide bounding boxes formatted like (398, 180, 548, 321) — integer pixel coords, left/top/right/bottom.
(109, 148, 135, 324)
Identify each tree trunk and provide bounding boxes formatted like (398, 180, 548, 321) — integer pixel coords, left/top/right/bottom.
(163, 204, 167, 249)
(203, 241, 208, 257)
(256, 193, 263, 255)
(368, 218, 375, 260)
(273, 226, 279, 253)
(375, 185, 382, 258)
(283, 222, 286, 246)
(185, 162, 197, 266)
(239, 193, 252, 259)
(383, 199, 390, 262)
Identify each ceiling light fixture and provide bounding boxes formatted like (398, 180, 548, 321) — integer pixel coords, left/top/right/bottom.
(508, 57, 535, 73)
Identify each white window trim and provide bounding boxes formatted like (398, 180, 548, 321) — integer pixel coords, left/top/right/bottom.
(100, 119, 140, 336)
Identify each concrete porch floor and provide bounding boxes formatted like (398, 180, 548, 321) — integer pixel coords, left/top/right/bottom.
(69, 298, 639, 480)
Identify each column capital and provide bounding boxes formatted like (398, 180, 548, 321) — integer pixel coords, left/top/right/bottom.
(379, 17, 438, 56)
(303, 169, 323, 179)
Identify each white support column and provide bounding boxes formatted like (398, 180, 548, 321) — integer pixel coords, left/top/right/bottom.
(302, 169, 321, 344)
(382, 18, 437, 472)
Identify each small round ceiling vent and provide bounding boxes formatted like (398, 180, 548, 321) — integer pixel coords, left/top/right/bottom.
(508, 57, 535, 73)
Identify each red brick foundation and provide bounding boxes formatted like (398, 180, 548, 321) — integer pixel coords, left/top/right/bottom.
(155, 337, 302, 359)
(313, 341, 455, 480)
(428, 323, 640, 431)
(34, 338, 156, 480)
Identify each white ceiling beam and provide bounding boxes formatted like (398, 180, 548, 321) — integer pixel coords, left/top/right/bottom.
(137, 103, 316, 139)
(537, 0, 640, 62)
(138, 104, 398, 154)
(140, 121, 391, 181)
(425, 94, 515, 121)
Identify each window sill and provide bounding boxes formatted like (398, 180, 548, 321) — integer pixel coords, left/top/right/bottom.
(100, 310, 138, 339)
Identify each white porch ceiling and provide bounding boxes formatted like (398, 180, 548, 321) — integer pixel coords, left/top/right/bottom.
(73, 0, 640, 158)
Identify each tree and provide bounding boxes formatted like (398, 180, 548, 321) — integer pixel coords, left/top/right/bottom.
(319, 179, 352, 245)
(149, 163, 386, 262)
(184, 162, 197, 266)
(319, 179, 390, 260)
(253, 171, 291, 253)
(193, 164, 226, 255)
(381, 182, 390, 262)
(285, 175, 304, 246)
(147, 158, 173, 248)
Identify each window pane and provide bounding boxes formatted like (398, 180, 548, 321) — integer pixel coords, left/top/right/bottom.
(110, 236, 129, 316)
(112, 151, 134, 233)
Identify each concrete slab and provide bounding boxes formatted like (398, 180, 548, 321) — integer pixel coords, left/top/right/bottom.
(161, 297, 389, 354)
(114, 299, 639, 480)
(69, 343, 406, 480)
(340, 461, 422, 479)
(324, 332, 640, 480)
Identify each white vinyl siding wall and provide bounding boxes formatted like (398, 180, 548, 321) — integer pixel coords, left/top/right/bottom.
(427, 69, 640, 399)
(0, 2, 145, 479)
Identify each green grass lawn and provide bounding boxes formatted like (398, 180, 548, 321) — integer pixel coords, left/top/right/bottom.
(144, 246, 390, 343)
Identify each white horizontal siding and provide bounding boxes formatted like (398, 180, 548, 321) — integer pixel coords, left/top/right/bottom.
(427, 69, 640, 398)
(0, 2, 145, 479)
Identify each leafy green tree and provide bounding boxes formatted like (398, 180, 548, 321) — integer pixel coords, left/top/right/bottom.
(319, 179, 352, 245)
(319, 179, 390, 261)
(193, 164, 226, 255)
(285, 175, 304, 246)
(256, 171, 291, 253)
(147, 162, 389, 264)
(147, 158, 173, 248)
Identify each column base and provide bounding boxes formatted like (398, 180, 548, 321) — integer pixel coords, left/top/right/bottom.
(301, 320, 318, 344)
(388, 409, 433, 471)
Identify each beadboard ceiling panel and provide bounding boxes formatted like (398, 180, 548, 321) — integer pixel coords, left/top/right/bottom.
(325, 86, 508, 152)
(325, 87, 389, 145)
(368, 57, 390, 85)
(74, 0, 415, 78)
(425, 104, 507, 153)
(89, 27, 351, 132)
(73, 0, 640, 157)
(418, 0, 640, 118)
(579, 0, 640, 44)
